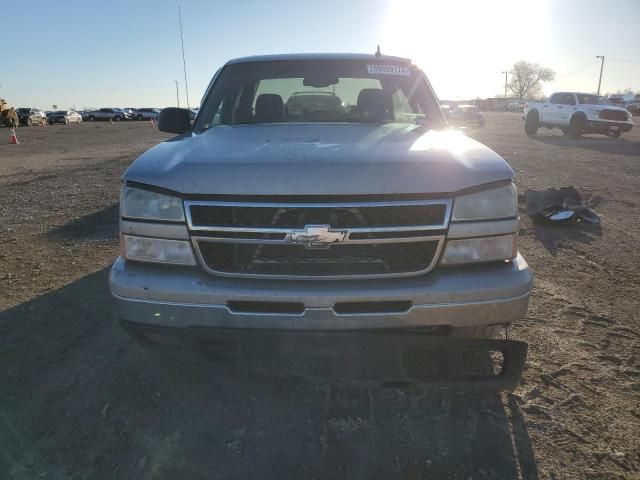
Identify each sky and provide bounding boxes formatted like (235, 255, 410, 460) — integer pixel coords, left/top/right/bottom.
(2, 0, 639, 110)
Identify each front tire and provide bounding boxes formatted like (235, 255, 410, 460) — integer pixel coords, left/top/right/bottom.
(524, 111, 539, 136)
(88, 116, 95, 121)
(567, 114, 586, 139)
(114, 116, 121, 122)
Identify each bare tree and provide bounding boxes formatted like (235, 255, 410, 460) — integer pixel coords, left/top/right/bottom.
(507, 61, 555, 101)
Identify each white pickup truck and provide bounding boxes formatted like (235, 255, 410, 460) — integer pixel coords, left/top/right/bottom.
(524, 92, 633, 138)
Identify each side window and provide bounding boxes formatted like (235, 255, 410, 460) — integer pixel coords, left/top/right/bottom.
(549, 94, 562, 104)
(562, 94, 576, 106)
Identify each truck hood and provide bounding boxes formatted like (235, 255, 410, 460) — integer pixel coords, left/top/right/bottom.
(124, 124, 514, 196)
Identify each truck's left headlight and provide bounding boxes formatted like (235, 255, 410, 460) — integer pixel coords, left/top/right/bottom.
(441, 234, 517, 265)
(121, 186, 185, 221)
(452, 183, 517, 221)
(121, 235, 196, 265)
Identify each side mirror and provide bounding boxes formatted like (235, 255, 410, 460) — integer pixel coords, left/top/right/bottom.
(157, 107, 191, 134)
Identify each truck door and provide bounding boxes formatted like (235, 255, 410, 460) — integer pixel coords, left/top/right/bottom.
(556, 93, 576, 126)
(542, 93, 564, 124)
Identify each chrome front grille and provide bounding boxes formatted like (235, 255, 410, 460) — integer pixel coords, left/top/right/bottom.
(599, 109, 627, 121)
(185, 198, 451, 279)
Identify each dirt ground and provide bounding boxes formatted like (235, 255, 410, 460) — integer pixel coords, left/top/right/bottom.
(1, 115, 639, 479)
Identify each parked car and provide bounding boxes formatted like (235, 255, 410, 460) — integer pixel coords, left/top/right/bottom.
(134, 108, 161, 120)
(86, 108, 130, 122)
(625, 102, 640, 115)
(15, 107, 47, 126)
(78, 110, 94, 121)
(110, 53, 532, 389)
(447, 104, 485, 127)
(47, 110, 83, 125)
(121, 108, 137, 118)
(525, 92, 633, 138)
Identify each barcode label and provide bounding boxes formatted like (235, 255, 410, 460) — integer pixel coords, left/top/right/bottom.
(367, 64, 410, 76)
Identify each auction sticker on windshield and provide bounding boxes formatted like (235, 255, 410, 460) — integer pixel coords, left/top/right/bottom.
(367, 64, 410, 76)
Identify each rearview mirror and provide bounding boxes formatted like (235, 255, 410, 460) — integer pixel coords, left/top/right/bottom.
(157, 107, 191, 134)
(303, 75, 339, 88)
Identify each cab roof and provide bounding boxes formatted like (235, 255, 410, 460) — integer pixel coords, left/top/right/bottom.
(226, 53, 412, 65)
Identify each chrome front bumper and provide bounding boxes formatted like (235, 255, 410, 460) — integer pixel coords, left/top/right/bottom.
(110, 254, 532, 331)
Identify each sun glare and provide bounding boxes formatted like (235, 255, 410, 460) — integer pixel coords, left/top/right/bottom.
(381, 0, 549, 99)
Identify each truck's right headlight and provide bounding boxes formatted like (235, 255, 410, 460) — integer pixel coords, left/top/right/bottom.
(452, 183, 517, 221)
(121, 186, 185, 221)
(121, 234, 196, 265)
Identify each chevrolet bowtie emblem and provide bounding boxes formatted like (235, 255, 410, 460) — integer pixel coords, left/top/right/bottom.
(286, 225, 348, 249)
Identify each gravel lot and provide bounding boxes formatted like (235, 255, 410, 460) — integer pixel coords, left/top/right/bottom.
(1, 115, 639, 479)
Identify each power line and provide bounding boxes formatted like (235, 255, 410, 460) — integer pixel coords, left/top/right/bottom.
(608, 58, 640, 63)
(555, 61, 599, 79)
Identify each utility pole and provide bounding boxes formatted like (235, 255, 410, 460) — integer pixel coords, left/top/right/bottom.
(178, 6, 190, 110)
(596, 55, 605, 95)
(174, 80, 180, 108)
(501, 71, 508, 99)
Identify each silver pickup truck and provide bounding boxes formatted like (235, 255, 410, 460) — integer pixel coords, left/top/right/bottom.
(110, 53, 532, 388)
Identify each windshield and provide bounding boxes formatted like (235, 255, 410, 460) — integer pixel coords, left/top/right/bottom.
(577, 94, 606, 105)
(195, 60, 441, 131)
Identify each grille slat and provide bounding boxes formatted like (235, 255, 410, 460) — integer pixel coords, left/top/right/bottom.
(190, 204, 447, 229)
(197, 241, 440, 276)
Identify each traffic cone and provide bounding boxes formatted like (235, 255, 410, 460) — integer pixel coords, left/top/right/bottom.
(9, 128, 19, 144)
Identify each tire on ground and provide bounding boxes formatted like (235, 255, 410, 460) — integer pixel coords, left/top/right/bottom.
(524, 111, 539, 136)
(567, 114, 586, 139)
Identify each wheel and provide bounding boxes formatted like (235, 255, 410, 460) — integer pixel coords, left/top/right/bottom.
(567, 114, 586, 139)
(524, 111, 539, 136)
(561, 128, 568, 134)
(114, 116, 121, 122)
(609, 131, 621, 138)
(449, 324, 503, 339)
(137, 114, 143, 120)
(88, 116, 95, 121)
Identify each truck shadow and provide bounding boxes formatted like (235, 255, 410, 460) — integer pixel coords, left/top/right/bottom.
(48, 204, 119, 242)
(531, 135, 639, 157)
(0, 269, 538, 480)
